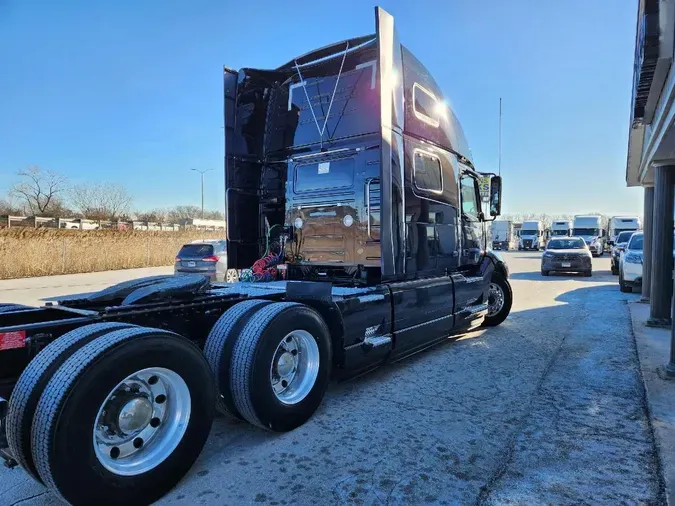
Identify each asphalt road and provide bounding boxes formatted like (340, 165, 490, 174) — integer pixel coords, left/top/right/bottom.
(0, 252, 664, 505)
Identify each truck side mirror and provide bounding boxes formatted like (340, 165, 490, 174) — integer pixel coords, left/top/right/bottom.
(489, 176, 502, 217)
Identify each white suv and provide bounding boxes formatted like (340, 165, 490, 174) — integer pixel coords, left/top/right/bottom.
(618, 232, 642, 293)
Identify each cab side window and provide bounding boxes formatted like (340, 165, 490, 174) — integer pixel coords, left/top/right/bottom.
(460, 176, 479, 218)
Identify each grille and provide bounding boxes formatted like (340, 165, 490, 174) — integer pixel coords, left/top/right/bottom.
(523, 240, 532, 248)
(554, 254, 584, 261)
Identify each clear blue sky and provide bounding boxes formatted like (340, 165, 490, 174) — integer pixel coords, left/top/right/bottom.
(0, 0, 641, 215)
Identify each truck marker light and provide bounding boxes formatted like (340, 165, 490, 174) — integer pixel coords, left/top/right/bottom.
(343, 215, 354, 227)
(294, 218, 304, 229)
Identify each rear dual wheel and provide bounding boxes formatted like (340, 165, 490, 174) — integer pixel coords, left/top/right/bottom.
(16, 326, 214, 506)
(205, 301, 332, 432)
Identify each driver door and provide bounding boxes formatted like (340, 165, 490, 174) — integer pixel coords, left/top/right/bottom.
(459, 173, 482, 266)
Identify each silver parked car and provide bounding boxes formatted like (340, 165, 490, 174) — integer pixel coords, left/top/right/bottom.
(174, 240, 238, 282)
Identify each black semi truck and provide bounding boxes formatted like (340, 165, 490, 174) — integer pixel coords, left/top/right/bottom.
(0, 7, 512, 505)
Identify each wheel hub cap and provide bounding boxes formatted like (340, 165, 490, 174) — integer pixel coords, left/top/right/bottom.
(93, 367, 191, 476)
(487, 282, 505, 317)
(276, 352, 295, 377)
(118, 398, 153, 433)
(270, 330, 320, 405)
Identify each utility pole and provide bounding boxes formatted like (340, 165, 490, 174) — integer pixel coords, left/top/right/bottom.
(191, 168, 213, 219)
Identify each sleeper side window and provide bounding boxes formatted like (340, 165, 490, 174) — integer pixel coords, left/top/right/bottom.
(413, 151, 442, 193)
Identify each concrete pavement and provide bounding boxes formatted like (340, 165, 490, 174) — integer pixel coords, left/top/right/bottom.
(0, 253, 667, 505)
(0, 267, 173, 306)
(631, 302, 675, 506)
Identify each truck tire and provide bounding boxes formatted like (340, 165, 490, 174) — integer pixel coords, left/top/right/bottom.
(203, 299, 271, 419)
(31, 326, 215, 506)
(482, 272, 512, 327)
(6, 322, 135, 483)
(230, 302, 332, 432)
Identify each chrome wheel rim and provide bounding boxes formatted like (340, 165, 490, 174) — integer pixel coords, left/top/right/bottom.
(269, 330, 320, 405)
(487, 282, 505, 317)
(226, 269, 238, 283)
(93, 367, 191, 476)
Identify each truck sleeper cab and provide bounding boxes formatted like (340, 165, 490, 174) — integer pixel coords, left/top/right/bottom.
(0, 7, 512, 506)
(518, 220, 545, 250)
(572, 214, 605, 256)
(551, 220, 572, 237)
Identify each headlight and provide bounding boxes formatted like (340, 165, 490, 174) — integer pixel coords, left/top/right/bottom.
(624, 252, 643, 264)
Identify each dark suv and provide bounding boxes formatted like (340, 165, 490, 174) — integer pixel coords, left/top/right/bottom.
(541, 236, 593, 276)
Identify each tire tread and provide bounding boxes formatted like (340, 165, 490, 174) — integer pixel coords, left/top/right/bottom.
(6, 321, 134, 481)
(230, 302, 300, 430)
(203, 299, 270, 418)
(30, 326, 183, 499)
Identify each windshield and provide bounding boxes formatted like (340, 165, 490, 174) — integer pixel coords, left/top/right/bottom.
(551, 230, 569, 236)
(614, 228, 636, 236)
(521, 229, 537, 235)
(616, 231, 634, 244)
(627, 234, 643, 251)
(572, 228, 599, 236)
(547, 239, 585, 250)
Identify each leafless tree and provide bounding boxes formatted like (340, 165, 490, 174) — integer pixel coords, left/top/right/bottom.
(69, 182, 133, 220)
(10, 166, 68, 216)
(166, 205, 224, 223)
(135, 208, 169, 223)
(0, 197, 26, 216)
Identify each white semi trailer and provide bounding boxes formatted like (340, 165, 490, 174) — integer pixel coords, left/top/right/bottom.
(607, 216, 641, 246)
(572, 215, 605, 256)
(518, 220, 545, 251)
(491, 220, 516, 250)
(551, 220, 572, 237)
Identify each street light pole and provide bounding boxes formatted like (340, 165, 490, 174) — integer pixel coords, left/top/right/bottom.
(191, 169, 213, 219)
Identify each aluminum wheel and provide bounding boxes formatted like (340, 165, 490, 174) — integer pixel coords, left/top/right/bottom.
(93, 367, 191, 476)
(269, 330, 320, 405)
(487, 282, 505, 317)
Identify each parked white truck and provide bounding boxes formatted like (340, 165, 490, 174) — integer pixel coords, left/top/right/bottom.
(607, 216, 641, 246)
(551, 220, 572, 237)
(572, 215, 605, 256)
(518, 220, 545, 250)
(491, 220, 516, 250)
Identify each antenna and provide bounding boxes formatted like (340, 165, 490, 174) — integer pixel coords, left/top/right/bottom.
(498, 97, 502, 177)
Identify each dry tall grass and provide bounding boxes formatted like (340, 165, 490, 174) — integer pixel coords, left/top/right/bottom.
(0, 228, 225, 279)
